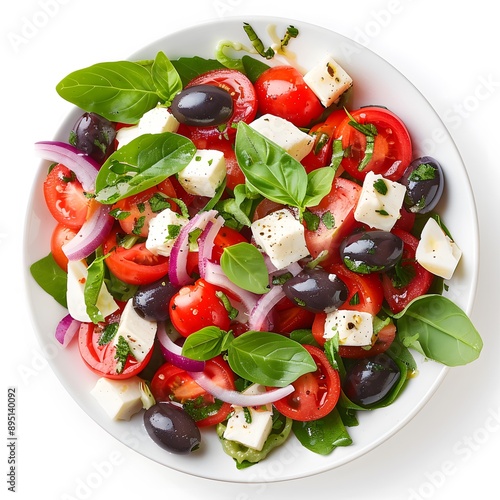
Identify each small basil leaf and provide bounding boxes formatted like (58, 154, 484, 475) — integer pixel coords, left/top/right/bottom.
(181, 327, 234, 361)
(394, 294, 482, 366)
(304, 167, 336, 207)
(220, 242, 269, 294)
(235, 122, 308, 208)
(56, 60, 159, 124)
(29, 254, 68, 307)
(151, 51, 183, 104)
(227, 331, 316, 387)
(171, 57, 225, 87)
(95, 132, 196, 204)
(84, 253, 107, 324)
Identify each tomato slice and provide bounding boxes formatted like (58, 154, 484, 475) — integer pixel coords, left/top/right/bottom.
(43, 163, 90, 229)
(254, 65, 324, 127)
(150, 356, 236, 427)
(273, 305, 315, 334)
(111, 178, 178, 237)
(169, 278, 232, 337)
(335, 106, 412, 181)
(304, 177, 362, 266)
(103, 225, 170, 285)
(181, 69, 257, 142)
(50, 223, 78, 271)
(271, 345, 340, 421)
(381, 228, 433, 313)
(78, 306, 152, 379)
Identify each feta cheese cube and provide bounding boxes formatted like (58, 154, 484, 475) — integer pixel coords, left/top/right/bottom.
(223, 384, 274, 451)
(116, 105, 180, 148)
(249, 114, 314, 161)
(354, 171, 406, 231)
(113, 299, 157, 363)
(251, 209, 309, 270)
(303, 55, 353, 107)
(416, 217, 462, 279)
(177, 149, 226, 197)
(90, 376, 143, 420)
(66, 260, 119, 322)
(146, 208, 189, 257)
(324, 309, 374, 346)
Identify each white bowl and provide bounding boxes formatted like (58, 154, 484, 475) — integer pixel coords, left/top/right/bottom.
(23, 15, 478, 483)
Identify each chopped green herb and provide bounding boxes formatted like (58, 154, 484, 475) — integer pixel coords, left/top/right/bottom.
(373, 178, 388, 195)
(303, 210, 320, 231)
(114, 335, 132, 373)
(132, 215, 146, 235)
(408, 163, 436, 181)
(148, 192, 171, 213)
(322, 211, 335, 229)
(98, 322, 119, 345)
(109, 208, 131, 220)
(243, 407, 252, 424)
(165, 224, 181, 240)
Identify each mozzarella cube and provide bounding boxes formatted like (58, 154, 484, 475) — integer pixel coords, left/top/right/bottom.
(177, 149, 226, 197)
(146, 208, 189, 257)
(116, 105, 180, 148)
(249, 114, 314, 161)
(223, 384, 274, 451)
(113, 299, 157, 363)
(324, 310, 374, 346)
(90, 376, 144, 420)
(251, 209, 309, 270)
(66, 260, 119, 322)
(303, 55, 353, 107)
(416, 217, 462, 279)
(354, 171, 406, 231)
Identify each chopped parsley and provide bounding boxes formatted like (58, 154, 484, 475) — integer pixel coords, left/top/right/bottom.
(408, 163, 436, 182)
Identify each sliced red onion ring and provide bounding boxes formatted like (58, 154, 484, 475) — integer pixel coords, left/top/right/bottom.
(34, 141, 99, 192)
(156, 321, 205, 372)
(248, 285, 286, 332)
(197, 215, 225, 278)
(62, 201, 114, 261)
(168, 209, 220, 287)
(55, 313, 81, 347)
(188, 370, 294, 406)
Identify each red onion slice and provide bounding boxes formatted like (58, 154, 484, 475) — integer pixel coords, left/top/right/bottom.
(198, 215, 225, 278)
(62, 201, 114, 261)
(55, 313, 81, 347)
(34, 141, 99, 192)
(248, 286, 286, 332)
(188, 370, 294, 406)
(156, 322, 205, 372)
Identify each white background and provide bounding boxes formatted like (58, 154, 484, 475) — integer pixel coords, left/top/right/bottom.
(2, 0, 499, 499)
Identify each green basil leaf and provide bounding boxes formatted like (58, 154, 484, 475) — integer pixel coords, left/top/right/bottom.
(56, 60, 160, 124)
(171, 57, 225, 87)
(304, 167, 336, 207)
(84, 253, 107, 324)
(220, 242, 269, 294)
(227, 331, 316, 387)
(151, 51, 183, 104)
(292, 408, 352, 455)
(29, 253, 68, 307)
(181, 327, 234, 361)
(95, 132, 196, 204)
(235, 122, 308, 208)
(394, 294, 482, 366)
(241, 55, 270, 83)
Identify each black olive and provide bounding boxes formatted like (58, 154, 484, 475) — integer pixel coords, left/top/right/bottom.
(340, 230, 403, 274)
(343, 353, 400, 406)
(144, 402, 201, 454)
(133, 275, 180, 321)
(170, 84, 233, 127)
(399, 156, 444, 214)
(282, 267, 349, 313)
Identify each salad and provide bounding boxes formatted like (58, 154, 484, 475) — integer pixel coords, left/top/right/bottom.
(30, 22, 482, 469)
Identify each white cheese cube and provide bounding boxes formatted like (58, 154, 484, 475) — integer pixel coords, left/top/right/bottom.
(303, 55, 353, 107)
(354, 171, 406, 231)
(249, 114, 314, 161)
(146, 208, 189, 257)
(66, 260, 119, 322)
(177, 149, 226, 197)
(251, 209, 309, 270)
(223, 384, 273, 451)
(416, 217, 462, 279)
(324, 309, 374, 346)
(113, 299, 157, 363)
(90, 376, 144, 420)
(116, 105, 180, 148)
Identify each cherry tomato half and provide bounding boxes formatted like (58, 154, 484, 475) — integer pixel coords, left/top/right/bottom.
(271, 345, 340, 421)
(335, 106, 412, 181)
(181, 69, 257, 142)
(50, 223, 78, 271)
(254, 66, 324, 127)
(150, 356, 236, 427)
(43, 163, 90, 229)
(169, 278, 232, 337)
(103, 225, 170, 285)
